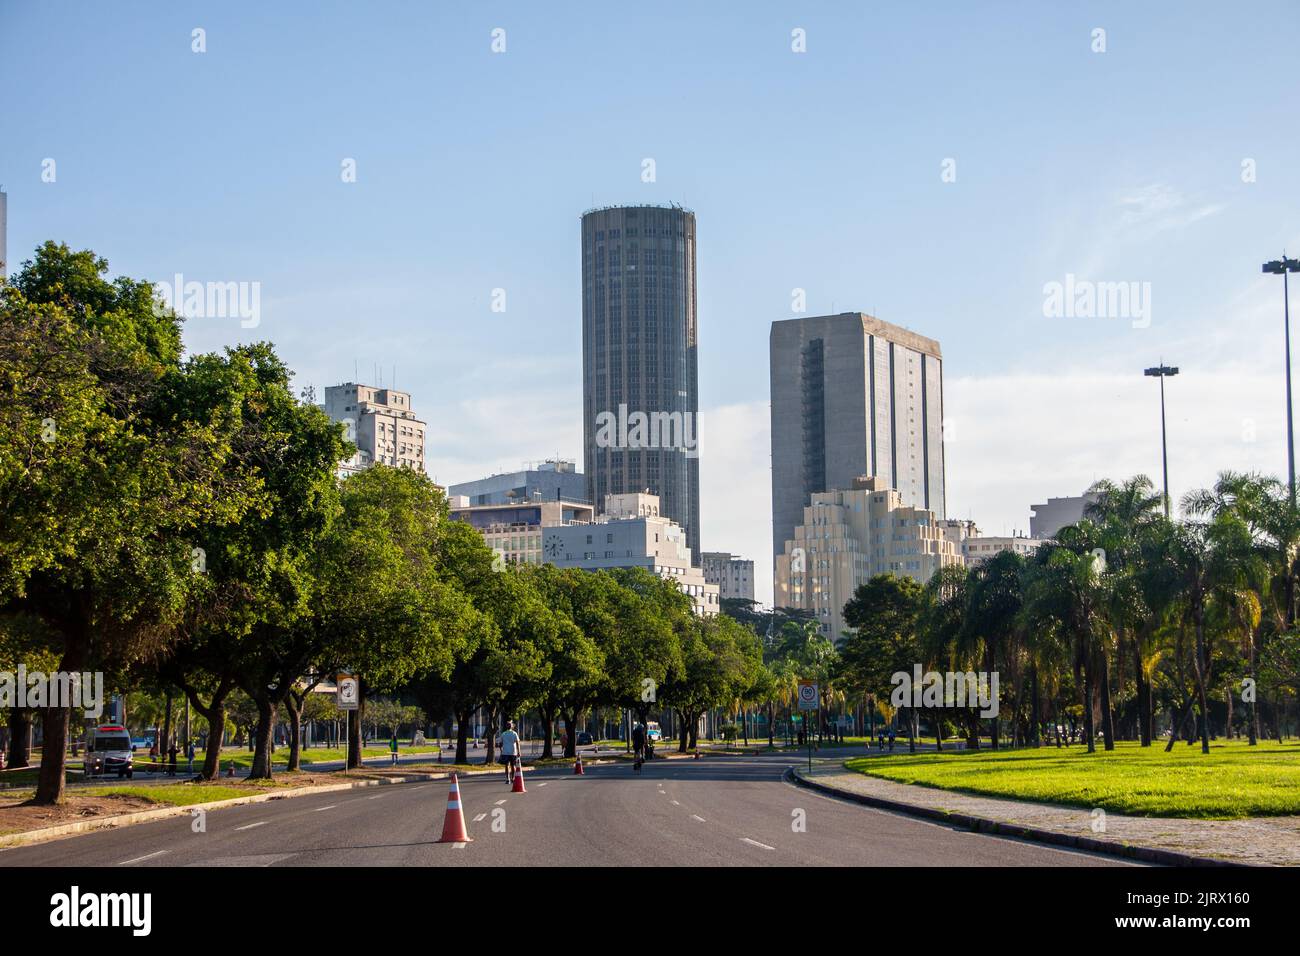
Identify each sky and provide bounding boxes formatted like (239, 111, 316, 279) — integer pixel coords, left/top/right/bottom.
(3, 1, 1298, 606)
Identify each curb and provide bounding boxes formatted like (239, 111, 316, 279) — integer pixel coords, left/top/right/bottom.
(0, 768, 510, 851)
(786, 768, 1244, 868)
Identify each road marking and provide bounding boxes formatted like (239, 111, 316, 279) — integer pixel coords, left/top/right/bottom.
(494, 799, 507, 805)
(537, 782, 548, 787)
(742, 838, 775, 850)
(119, 850, 167, 866)
(234, 822, 267, 831)
(473, 813, 487, 822)
(312, 805, 337, 812)
(691, 814, 706, 823)
(452, 842, 467, 849)
(367, 794, 385, 800)
(671, 800, 680, 806)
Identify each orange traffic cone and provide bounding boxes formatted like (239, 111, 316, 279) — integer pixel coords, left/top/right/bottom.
(511, 762, 527, 793)
(437, 773, 473, 843)
(573, 754, 585, 775)
(693, 749, 700, 760)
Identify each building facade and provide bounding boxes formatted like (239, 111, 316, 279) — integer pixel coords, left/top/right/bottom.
(770, 313, 945, 569)
(1029, 493, 1099, 540)
(774, 476, 962, 640)
(701, 552, 756, 602)
(449, 497, 595, 567)
(541, 493, 718, 616)
(323, 383, 427, 477)
(448, 459, 587, 506)
(963, 535, 1046, 567)
(581, 204, 700, 563)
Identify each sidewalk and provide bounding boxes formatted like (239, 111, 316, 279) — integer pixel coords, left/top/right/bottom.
(793, 761, 1300, 867)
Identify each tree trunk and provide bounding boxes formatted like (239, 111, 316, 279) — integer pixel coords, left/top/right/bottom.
(348, 694, 363, 768)
(1097, 647, 1115, 751)
(34, 625, 90, 805)
(6, 708, 32, 769)
(1191, 609, 1211, 754)
(1134, 636, 1151, 747)
(455, 710, 470, 764)
(484, 706, 498, 765)
(161, 693, 174, 766)
(285, 693, 303, 771)
(1079, 660, 1096, 754)
(540, 708, 555, 760)
(248, 696, 277, 779)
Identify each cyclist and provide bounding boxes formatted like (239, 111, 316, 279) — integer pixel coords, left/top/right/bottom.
(500, 719, 521, 784)
(631, 721, 646, 772)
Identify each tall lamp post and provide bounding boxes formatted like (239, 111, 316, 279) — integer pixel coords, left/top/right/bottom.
(1144, 364, 1179, 517)
(1262, 255, 1300, 507)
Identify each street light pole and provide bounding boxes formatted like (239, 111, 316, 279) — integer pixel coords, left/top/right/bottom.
(1262, 255, 1300, 507)
(1144, 364, 1179, 517)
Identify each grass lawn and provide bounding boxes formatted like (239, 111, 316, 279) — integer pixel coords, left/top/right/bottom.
(79, 783, 257, 806)
(844, 739, 1300, 819)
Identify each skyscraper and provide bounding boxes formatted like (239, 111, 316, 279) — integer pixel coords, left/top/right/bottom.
(581, 204, 700, 561)
(770, 312, 945, 563)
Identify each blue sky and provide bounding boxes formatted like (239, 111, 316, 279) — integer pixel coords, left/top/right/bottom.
(3, 1, 1298, 604)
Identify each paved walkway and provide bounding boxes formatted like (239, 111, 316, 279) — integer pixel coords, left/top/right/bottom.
(800, 761, 1299, 866)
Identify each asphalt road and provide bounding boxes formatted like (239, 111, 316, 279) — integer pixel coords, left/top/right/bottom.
(0, 753, 1138, 867)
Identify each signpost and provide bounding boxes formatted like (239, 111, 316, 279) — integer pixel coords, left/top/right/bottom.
(337, 673, 359, 768)
(797, 680, 818, 773)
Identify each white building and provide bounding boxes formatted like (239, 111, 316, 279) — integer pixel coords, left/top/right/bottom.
(323, 383, 427, 477)
(701, 552, 756, 602)
(1029, 493, 1099, 540)
(963, 535, 1046, 567)
(541, 493, 720, 616)
(774, 476, 963, 641)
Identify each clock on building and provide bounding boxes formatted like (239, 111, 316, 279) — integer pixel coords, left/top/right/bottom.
(544, 534, 564, 559)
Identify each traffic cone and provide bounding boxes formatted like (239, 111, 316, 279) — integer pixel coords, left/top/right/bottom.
(437, 773, 473, 843)
(226, 761, 235, 777)
(573, 754, 584, 775)
(511, 762, 527, 793)
(693, 749, 700, 760)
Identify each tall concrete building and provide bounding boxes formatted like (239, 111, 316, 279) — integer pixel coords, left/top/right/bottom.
(448, 496, 595, 567)
(774, 476, 962, 639)
(323, 383, 427, 477)
(701, 552, 756, 602)
(581, 204, 700, 563)
(770, 313, 945, 564)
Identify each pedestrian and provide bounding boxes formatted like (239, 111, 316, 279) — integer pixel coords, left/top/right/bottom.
(167, 740, 178, 776)
(632, 722, 646, 771)
(877, 730, 884, 750)
(500, 720, 521, 785)
(888, 727, 896, 752)
(389, 734, 399, 766)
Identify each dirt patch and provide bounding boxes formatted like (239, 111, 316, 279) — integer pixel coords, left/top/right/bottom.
(0, 792, 159, 834)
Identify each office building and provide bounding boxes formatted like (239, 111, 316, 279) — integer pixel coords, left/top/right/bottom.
(581, 204, 700, 562)
(701, 552, 755, 602)
(774, 476, 962, 640)
(1029, 493, 1099, 540)
(448, 459, 587, 506)
(770, 313, 945, 568)
(449, 496, 595, 567)
(323, 383, 427, 477)
(963, 535, 1046, 567)
(541, 492, 718, 616)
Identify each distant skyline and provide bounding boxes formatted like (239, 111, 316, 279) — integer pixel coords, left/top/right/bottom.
(3, 2, 1298, 605)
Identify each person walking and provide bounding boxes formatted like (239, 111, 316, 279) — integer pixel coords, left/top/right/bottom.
(888, 727, 896, 752)
(389, 734, 399, 766)
(167, 740, 178, 776)
(631, 722, 646, 771)
(500, 720, 521, 784)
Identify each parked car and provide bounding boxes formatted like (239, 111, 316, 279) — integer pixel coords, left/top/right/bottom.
(575, 731, 594, 746)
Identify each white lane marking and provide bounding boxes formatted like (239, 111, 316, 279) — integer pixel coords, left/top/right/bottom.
(691, 814, 706, 822)
(537, 782, 548, 787)
(671, 800, 680, 806)
(119, 850, 167, 866)
(742, 838, 775, 850)
(312, 805, 337, 812)
(367, 794, 385, 800)
(473, 813, 488, 822)
(494, 799, 507, 805)
(234, 821, 267, 831)
(452, 842, 467, 849)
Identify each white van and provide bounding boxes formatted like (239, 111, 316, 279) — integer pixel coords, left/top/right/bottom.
(86, 725, 134, 778)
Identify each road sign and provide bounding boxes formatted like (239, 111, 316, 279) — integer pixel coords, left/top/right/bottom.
(337, 673, 359, 711)
(797, 680, 818, 711)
